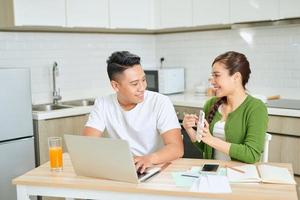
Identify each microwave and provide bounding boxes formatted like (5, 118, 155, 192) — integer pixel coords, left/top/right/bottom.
(144, 68, 185, 94)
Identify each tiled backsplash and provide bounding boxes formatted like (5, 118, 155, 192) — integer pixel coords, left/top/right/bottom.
(156, 24, 300, 99)
(0, 23, 300, 104)
(0, 32, 156, 104)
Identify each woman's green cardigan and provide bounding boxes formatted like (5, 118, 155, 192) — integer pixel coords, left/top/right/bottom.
(194, 95, 268, 163)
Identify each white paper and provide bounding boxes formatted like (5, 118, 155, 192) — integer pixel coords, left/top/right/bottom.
(190, 175, 232, 193)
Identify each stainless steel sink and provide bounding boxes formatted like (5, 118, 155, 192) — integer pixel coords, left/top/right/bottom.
(32, 98, 95, 112)
(32, 104, 72, 112)
(62, 99, 95, 107)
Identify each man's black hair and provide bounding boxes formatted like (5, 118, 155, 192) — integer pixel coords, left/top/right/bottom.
(107, 51, 141, 81)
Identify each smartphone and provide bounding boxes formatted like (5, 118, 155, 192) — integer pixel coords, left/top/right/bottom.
(196, 110, 205, 142)
(201, 163, 219, 173)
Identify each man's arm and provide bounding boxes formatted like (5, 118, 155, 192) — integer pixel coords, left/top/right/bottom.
(82, 126, 103, 137)
(134, 128, 183, 173)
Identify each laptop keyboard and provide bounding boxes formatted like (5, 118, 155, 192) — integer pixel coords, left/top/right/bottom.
(137, 171, 148, 179)
(136, 167, 161, 182)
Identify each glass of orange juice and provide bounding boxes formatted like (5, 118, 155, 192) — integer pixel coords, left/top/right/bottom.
(48, 137, 63, 171)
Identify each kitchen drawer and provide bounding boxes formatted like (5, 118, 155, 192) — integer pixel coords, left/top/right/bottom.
(174, 106, 200, 121)
(34, 114, 89, 166)
(268, 115, 300, 137)
(269, 134, 300, 175)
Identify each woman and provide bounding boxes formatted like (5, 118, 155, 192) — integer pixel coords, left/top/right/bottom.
(183, 51, 268, 163)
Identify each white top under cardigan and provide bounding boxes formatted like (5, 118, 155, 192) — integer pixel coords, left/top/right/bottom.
(213, 106, 231, 161)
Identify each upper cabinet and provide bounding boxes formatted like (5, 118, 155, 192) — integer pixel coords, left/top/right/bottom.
(1, 0, 300, 31)
(230, 0, 279, 23)
(109, 0, 152, 29)
(193, 0, 230, 26)
(66, 0, 109, 28)
(0, 0, 66, 27)
(157, 0, 193, 28)
(279, 0, 300, 19)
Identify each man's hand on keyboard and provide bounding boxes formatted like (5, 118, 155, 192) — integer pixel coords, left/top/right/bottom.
(134, 155, 154, 174)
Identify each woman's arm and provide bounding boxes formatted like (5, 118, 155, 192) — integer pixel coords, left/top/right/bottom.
(229, 104, 268, 163)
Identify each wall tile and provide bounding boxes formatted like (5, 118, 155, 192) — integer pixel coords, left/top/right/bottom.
(156, 24, 300, 99)
(1, 23, 300, 104)
(0, 32, 155, 104)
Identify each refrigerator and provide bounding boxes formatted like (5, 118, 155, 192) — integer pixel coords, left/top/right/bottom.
(0, 68, 36, 199)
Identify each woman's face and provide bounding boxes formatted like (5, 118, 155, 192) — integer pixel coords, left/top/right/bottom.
(211, 62, 237, 97)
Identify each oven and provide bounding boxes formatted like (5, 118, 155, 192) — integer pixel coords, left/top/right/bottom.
(175, 105, 203, 159)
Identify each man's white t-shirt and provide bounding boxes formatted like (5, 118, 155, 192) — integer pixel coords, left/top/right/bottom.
(85, 90, 181, 156)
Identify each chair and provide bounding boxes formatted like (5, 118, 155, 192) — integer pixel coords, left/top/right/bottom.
(262, 133, 272, 162)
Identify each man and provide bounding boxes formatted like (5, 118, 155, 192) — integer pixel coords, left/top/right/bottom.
(83, 51, 183, 173)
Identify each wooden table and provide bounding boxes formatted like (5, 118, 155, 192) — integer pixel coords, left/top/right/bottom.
(13, 154, 298, 200)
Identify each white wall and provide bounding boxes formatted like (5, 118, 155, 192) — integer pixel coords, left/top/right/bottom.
(0, 23, 300, 104)
(0, 32, 156, 104)
(156, 24, 300, 99)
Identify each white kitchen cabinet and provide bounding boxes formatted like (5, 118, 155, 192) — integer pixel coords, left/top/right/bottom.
(109, 0, 152, 29)
(230, 0, 279, 23)
(192, 0, 230, 26)
(157, 0, 193, 28)
(0, 0, 66, 27)
(279, 0, 300, 19)
(66, 0, 109, 28)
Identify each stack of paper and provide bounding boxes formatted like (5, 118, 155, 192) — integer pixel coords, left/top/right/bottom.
(190, 175, 232, 193)
(171, 167, 227, 187)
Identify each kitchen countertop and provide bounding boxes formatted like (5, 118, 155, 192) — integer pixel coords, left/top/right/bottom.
(32, 93, 300, 120)
(168, 93, 300, 118)
(32, 105, 93, 120)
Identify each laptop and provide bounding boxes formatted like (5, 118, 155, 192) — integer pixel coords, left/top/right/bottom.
(64, 134, 161, 183)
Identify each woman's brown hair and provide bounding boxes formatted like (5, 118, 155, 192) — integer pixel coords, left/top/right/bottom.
(207, 51, 251, 123)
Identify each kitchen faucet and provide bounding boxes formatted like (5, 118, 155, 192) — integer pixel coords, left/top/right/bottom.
(52, 62, 61, 104)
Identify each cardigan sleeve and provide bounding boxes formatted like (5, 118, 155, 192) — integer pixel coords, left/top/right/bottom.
(229, 102, 268, 163)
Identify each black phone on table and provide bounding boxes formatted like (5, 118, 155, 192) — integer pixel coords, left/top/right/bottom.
(201, 163, 220, 173)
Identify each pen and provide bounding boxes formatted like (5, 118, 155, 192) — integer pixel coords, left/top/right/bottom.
(226, 165, 245, 174)
(181, 174, 199, 178)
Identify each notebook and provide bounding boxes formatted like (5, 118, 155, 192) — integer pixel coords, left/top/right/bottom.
(227, 164, 296, 184)
(64, 134, 162, 184)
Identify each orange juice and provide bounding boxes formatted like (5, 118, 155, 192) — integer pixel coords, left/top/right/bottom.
(49, 146, 63, 170)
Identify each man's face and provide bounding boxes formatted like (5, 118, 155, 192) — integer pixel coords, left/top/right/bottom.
(112, 64, 147, 105)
